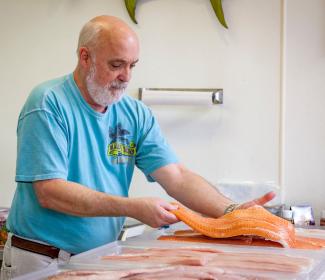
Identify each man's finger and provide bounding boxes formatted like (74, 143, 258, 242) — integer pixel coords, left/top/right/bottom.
(161, 209, 179, 224)
(160, 201, 178, 211)
(253, 191, 276, 205)
(238, 191, 276, 209)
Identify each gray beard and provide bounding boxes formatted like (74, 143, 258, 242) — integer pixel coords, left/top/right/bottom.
(85, 65, 127, 107)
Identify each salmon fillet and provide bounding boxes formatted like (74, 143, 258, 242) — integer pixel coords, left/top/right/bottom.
(170, 204, 296, 248)
(296, 235, 325, 247)
(101, 247, 312, 274)
(158, 234, 283, 248)
(160, 223, 325, 250)
(48, 266, 273, 279)
(293, 236, 325, 249)
(159, 233, 325, 249)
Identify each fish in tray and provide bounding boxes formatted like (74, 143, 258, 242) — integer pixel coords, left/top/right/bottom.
(159, 230, 325, 250)
(47, 265, 273, 279)
(165, 204, 325, 249)
(101, 247, 313, 274)
(48, 246, 313, 279)
(47, 205, 320, 279)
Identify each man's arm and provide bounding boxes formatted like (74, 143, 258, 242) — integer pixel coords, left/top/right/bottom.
(33, 179, 178, 227)
(151, 163, 275, 218)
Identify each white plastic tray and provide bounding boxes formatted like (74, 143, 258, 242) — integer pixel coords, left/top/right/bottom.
(13, 224, 325, 280)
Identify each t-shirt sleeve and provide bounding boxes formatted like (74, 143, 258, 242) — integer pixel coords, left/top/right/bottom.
(135, 109, 178, 182)
(15, 109, 68, 182)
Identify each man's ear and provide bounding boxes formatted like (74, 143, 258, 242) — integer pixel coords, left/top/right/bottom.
(78, 47, 91, 68)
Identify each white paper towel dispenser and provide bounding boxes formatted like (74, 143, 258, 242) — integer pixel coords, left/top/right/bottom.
(138, 88, 223, 106)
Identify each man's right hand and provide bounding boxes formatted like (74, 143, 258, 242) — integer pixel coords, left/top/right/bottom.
(128, 197, 179, 228)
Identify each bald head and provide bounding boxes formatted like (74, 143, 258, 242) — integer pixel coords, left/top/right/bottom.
(74, 16, 139, 112)
(77, 15, 138, 54)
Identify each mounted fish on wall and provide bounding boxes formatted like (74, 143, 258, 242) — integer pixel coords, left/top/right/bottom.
(124, 0, 229, 29)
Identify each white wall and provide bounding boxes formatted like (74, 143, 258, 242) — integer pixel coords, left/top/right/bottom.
(283, 0, 325, 221)
(129, 0, 281, 202)
(1, 0, 323, 220)
(0, 0, 281, 207)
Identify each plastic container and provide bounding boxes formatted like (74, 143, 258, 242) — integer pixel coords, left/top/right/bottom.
(291, 205, 315, 226)
(13, 223, 325, 280)
(282, 209, 294, 223)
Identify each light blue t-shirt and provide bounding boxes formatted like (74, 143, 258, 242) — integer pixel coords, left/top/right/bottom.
(7, 74, 178, 254)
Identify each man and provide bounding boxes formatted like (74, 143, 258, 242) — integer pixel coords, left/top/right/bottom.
(1, 15, 275, 279)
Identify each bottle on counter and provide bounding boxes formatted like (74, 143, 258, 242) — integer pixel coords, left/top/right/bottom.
(320, 210, 325, 226)
(282, 209, 294, 224)
(290, 205, 315, 226)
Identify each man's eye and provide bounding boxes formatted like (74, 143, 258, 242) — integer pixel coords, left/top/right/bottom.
(111, 64, 122, 68)
(130, 64, 136, 69)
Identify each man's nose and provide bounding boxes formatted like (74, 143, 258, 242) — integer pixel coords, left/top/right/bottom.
(118, 67, 131, 82)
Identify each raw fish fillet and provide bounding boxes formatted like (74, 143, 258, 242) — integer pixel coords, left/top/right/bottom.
(48, 265, 273, 279)
(294, 236, 325, 249)
(170, 204, 296, 247)
(158, 234, 283, 248)
(50, 247, 310, 279)
(102, 247, 312, 274)
(159, 230, 325, 249)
